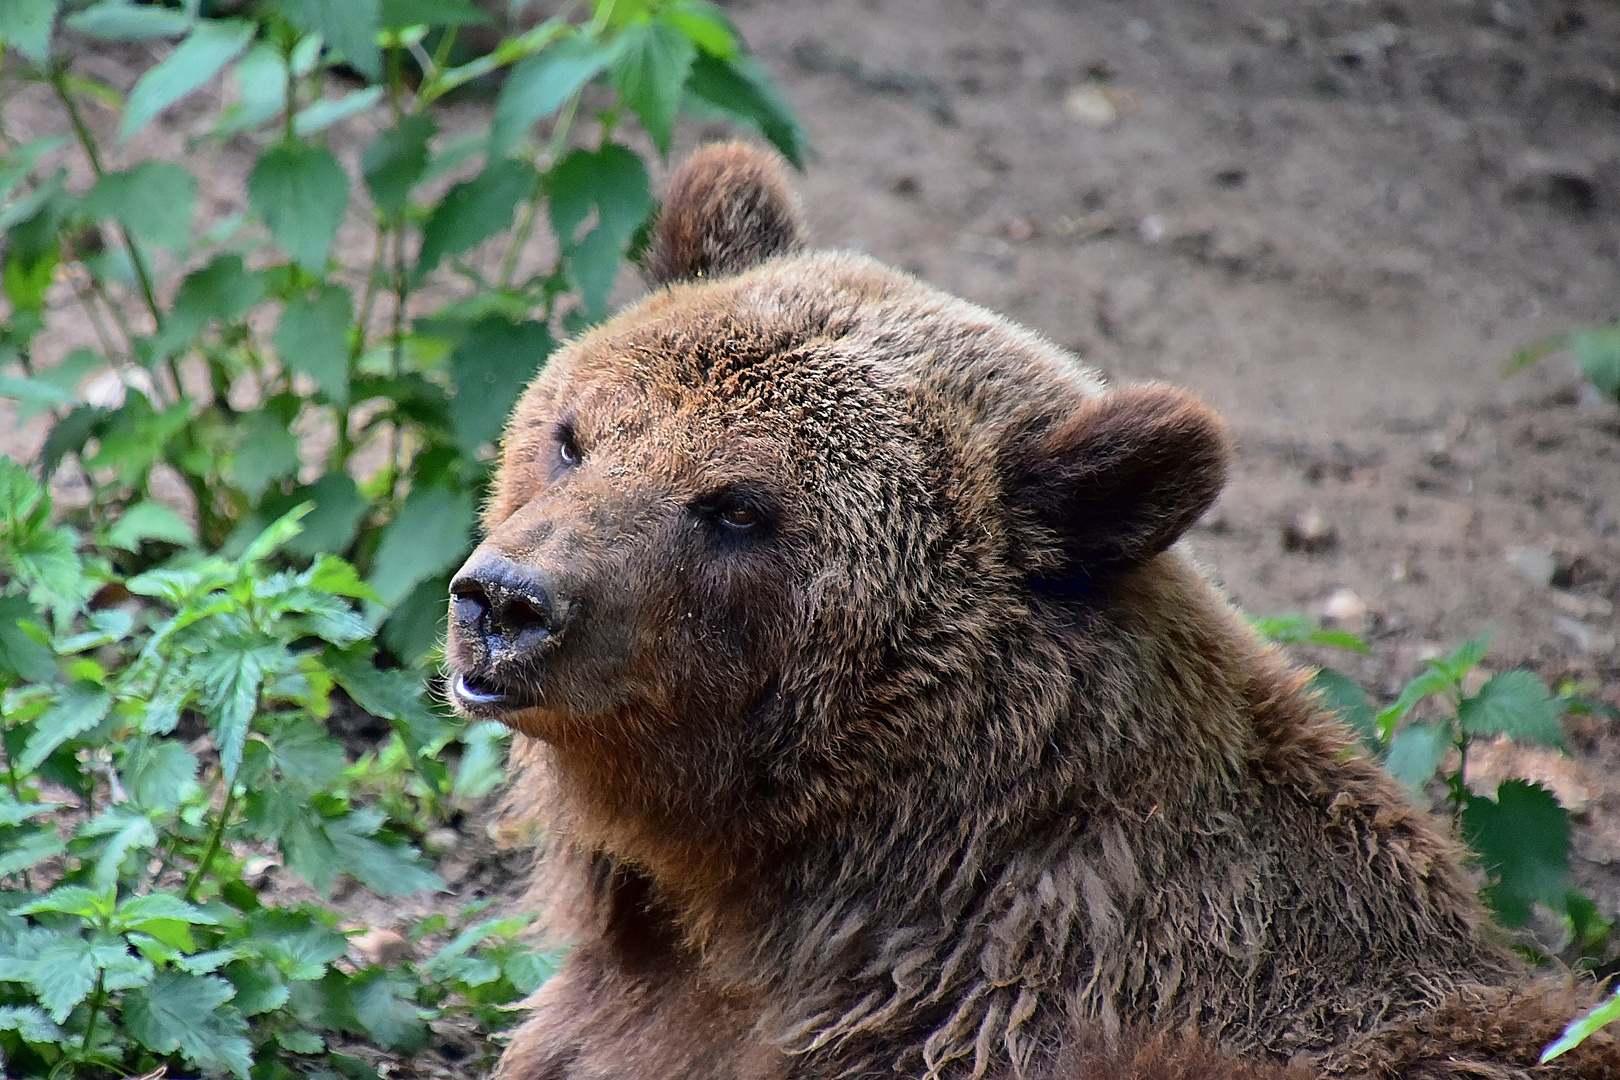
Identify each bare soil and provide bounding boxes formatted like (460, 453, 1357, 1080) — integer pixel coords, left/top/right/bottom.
(4, 0, 1620, 1031)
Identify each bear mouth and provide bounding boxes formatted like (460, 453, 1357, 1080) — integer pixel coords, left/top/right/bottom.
(450, 672, 535, 717)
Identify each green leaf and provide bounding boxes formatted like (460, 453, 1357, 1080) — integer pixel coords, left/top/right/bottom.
(549, 143, 652, 316)
(1571, 327, 1620, 401)
(274, 284, 353, 405)
(275, 473, 369, 560)
(225, 960, 290, 1015)
(122, 737, 199, 813)
(0, 135, 65, 205)
(17, 883, 114, 919)
(1384, 720, 1450, 791)
(19, 683, 114, 773)
(215, 42, 287, 136)
(453, 721, 509, 801)
(245, 908, 348, 981)
(362, 113, 436, 216)
(416, 157, 537, 275)
(684, 51, 807, 168)
(611, 19, 696, 156)
(380, 0, 492, 28)
(81, 805, 158, 890)
(329, 655, 448, 750)
(0, 595, 55, 682)
(275, 0, 381, 81)
(1462, 779, 1571, 928)
(1309, 668, 1379, 754)
(380, 570, 452, 666)
(196, 643, 274, 782)
(347, 967, 430, 1049)
(1543, 988, 1620, 1062)
(490, 34, 614, 158)
(1458, 670, 1565, 747)
(82, 161, 197, 250)
(66, 2, 192, 40)
(0, 1004, 65, 1046)
(368, 485, 474, 608)
(664, 2, 736, 58)
(248, 142, 352, 273)
(29, 934, 115, 1022)
(328, 816, 442, 896)
(0, 829, 65, 877)
(107, 499, 196, 550)
(448, 316, 552, 457)
(0, 0, 58, 65)
(1375, 664, 1456, 740)
(295, 86, 385, 136)
(123, 971, 253, 1079)
(120, 19, 255, 140)
(1249, 612, 1368, 653)
(227, 409, 301, 500)
(157, 253, 269, 359)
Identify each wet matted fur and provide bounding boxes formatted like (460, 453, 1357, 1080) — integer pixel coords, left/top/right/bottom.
(447, 143, 1619, 1080)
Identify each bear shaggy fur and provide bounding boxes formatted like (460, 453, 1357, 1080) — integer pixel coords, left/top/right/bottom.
(445, 143, 1618, 1080)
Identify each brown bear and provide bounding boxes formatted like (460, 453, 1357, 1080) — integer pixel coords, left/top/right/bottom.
(445, 142, 1618, 1080)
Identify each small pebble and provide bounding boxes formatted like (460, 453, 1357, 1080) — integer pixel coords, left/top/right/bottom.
(1282, 509, 1337, 554)
(352, 928, 414, 968)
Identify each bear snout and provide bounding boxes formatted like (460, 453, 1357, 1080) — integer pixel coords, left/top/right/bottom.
(447, 552, 569, 713)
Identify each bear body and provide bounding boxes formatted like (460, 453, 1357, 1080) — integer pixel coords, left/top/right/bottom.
(446, 144, 1615, 1079)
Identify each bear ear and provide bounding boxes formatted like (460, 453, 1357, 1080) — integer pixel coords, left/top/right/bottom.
(648, 141, 807, 285)
(1007, 385, 1231, 593)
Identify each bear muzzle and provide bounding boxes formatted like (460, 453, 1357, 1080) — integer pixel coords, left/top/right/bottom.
(447, 551, 571, 716)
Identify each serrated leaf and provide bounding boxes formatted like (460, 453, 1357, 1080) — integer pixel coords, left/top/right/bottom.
(0, 829, 66, 877)
(81, 160, 196, 252)
(611, 19, 696, 155)
(1384, 720, 1450, 790)
(362, 114, 435, 216)
(274, 284, 353, 405)
(123, 971, 253, 1079)
(446, 315, 551, 457)
(1458, 670, 1564, 746)
(665, 2, 735, 57)
(490, 34, 614, 158)
(81, 805, 159, 891)
(1376, 664, 1457, 740)
(19, 683, 114, 772)
(328, 655, 447, 751)
(367, 485, 474, 607)
(0, 1004, 65, 1045)
(1462, 779, 1571, 927)
(306, 552, 377, 601)
(16, 883, 113, 919)
(248, 141, 351, 273)
(226, 409, 301, 501)
(245, 909, 348, 981)
(416, 158, 536, 275)
(107, 499, 196, 550)
(0, 0, 58, 64)
(67, 2, 193, 40)
(121, 737, 199, 813)
(277, 473, 369, 561)
(215, 42, 286, 136)
(684, 51, 807, 168)
(379, 0, 492, 28)
(225, 960, 290, 1015)
(1543, 987, 1620, 1062)
(347, 967, 430, 1050)
(275, 0, 380, 80)
(121, 19, 255, 140)
(0, 595, 56, 682)
(30, 933, 133, 1022)
(116, 892, 221, 927)
(327, 816, 442, 896)
(1571, 327, 1620, 401)
(549, 143, 651, 317)
(195, 643, 273, 783)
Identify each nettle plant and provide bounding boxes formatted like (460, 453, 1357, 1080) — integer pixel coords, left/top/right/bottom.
(0, 457, 554, 1078)
(0, 0, 804, 664)
(1258, 617, 1613, 956)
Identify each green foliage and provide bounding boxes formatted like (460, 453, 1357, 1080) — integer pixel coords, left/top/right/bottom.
(0, 460, 549, 1078)
(0, 0, 804, 665)
(1509, 325, 1620, 403)
(1, 3, 801, 1074)
(1256, 617, 1608, 957)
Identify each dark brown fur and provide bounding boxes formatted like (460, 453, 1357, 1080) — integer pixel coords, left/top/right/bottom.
(447, 143, 1618, 1080)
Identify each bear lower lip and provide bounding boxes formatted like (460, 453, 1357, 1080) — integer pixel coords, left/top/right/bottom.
(453, 673, 514, 710)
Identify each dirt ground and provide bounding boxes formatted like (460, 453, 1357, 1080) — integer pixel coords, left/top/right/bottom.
(4, 0, 1620, 1008)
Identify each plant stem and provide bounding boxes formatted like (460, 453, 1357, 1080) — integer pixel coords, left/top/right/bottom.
(391, 212, 408, 376)
(183, 779, 236, 903)
(498, 92, 581, 289)
(78, 971, 107, 1059)
(49, 68, 167, 335)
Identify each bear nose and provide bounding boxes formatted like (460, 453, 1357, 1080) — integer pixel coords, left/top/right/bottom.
(449, 554, 558, 652)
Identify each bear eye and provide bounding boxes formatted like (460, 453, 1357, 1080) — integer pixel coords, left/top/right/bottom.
(717, 501, 758, 530)
(555, 424, 581, 468)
